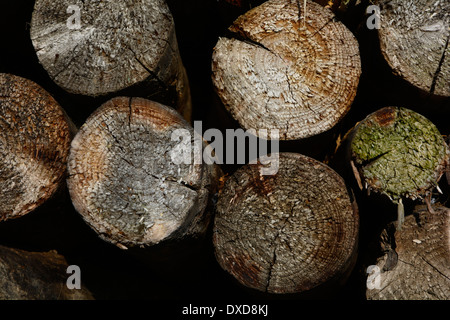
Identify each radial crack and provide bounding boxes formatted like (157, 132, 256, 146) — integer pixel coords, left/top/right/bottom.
(430, 35, 449, 94)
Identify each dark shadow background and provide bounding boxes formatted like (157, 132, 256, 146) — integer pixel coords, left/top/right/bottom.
(0, 0, 448, 302)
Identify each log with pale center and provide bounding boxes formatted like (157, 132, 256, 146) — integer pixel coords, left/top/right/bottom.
(67, 97, 220, 249)
(30, 0, 192, 119)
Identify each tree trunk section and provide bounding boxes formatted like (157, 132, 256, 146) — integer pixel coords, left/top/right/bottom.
(375, 0, 450, 97)
(366, 204, 450, 300)
(67, 97, 221, 250)
(0, 245, 93, 300)
(213, 152, 359, 294)
(349, 107, 449, 206)
(212, 0, 361, 140)
(0, 73, 75, 222)
(30, 0, 192, 120)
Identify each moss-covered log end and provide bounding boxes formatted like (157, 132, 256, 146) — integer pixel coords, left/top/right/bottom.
(350, 107, 449, 202)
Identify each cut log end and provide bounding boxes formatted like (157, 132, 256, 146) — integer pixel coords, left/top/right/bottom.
(376, 0, 450, 97)
(367, 205, 450, 300)
(350, 107, 449, 203)
(213, 152, 359, 294)
(212, 0, 361, 140)
(0, 73, 73, 222)
(30, 0, 191, 118)
(67, 97, 219, 249)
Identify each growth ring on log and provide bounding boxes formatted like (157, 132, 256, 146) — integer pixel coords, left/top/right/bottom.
(30, 0, 191, 114)
(212, 0, 361, 140)
(375, 0, 450, 96)
(350, 107, 449, 202)
(0, 73, 73, 221)
(67, 97, 218, 249)
(213, 153, 359, 294)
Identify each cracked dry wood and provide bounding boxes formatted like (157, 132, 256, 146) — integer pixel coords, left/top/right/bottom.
(0, 245, 93, 300)
(366, 205, 450, 300)
(350, 107, 449, 204)
(212, 0, 361, 140)
(0, 73, 74, 222)
(213, 152, 359, 294)
(67, 97, 220, 249)
(375, 0, 450, 97)
(30, 0, 192, 120)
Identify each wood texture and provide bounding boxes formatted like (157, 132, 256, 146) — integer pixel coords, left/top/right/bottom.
(67, 97, 220, 249)
(375, 0, 449, 96)
(30, 0, 192, 119)
(0, 245, 93, 300)
(0, 73, 74, 222)
(350, 107, 449, 203)
(213, 152, 359, 294)
(366, 205, 450, 300)
(212, 0, 361, 140)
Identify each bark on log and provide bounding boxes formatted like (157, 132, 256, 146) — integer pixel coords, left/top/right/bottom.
(30, 0, 192, 120)
(374, 0, 450, 97)
(0, 245, 93, 300)
(212, 0, 361, 140)
(0, 73, 74, 222)
(366, 204, 450, 300)
(213, 152, 359, 294)
(67, 97, 221, 249)
(349, 107, 449, 227)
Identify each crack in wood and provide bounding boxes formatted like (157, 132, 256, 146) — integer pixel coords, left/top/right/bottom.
(430, 35, 449, 95)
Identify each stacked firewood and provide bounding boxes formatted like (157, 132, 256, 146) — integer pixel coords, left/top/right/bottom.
(0, 0, 448, 300)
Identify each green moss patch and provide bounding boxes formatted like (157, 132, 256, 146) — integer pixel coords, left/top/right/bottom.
(351, 107, 448, 201)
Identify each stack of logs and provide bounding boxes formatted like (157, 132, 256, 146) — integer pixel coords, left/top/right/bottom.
(0, 0, 448, 300)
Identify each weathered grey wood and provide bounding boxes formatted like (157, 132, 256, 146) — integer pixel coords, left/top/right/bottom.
(213, 152, 359, 294)
(366, 204, 450, 300)
(0, 73, 74, 222)
(30, 0, 192, 120)
(212, 0, 361, 140)
(349, 107, 449, 228)
(375, 0, 449, 97)
(67, 97, 221, 250)
(0, 245, 93, 300)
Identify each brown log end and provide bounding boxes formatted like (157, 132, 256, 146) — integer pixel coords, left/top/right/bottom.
(212, 0, 361, 140)
(0, 73, 73, 222)
(67, 97, 220, 249)
(366, 204, 450, 300)
(213, 152, 359, 294)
